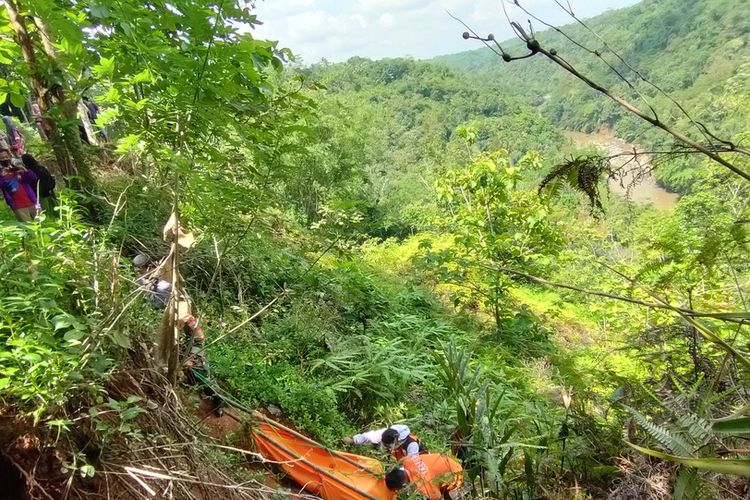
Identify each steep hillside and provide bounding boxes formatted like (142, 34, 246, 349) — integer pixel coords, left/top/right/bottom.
(301, 57, 564, 235)
(5, 0, 750, 498)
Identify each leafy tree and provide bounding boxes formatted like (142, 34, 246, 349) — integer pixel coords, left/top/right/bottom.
(422, 136, 562, 331)
(3, 0, 92, 185)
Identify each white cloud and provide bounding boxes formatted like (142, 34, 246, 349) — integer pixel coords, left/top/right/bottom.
(251, 0, 642, 63)
(379, 12, 396, 28)
(282, 10, 341, 42)
(355, 0, 430, 14)
(351, 14, 368, 29)
(281, 0, 316, 7)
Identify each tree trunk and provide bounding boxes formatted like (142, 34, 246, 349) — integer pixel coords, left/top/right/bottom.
(4, 0, 69, 169)
(4, 0, 93, 187)
(32, 14, 93, 188)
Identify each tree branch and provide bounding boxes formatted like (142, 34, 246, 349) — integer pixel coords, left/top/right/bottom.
(504, 21, 750, 183)
(456, 9, 750, 183)
(497, 265, 750, 324)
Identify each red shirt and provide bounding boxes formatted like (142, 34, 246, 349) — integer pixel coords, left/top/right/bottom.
(2, 172, 34, 209)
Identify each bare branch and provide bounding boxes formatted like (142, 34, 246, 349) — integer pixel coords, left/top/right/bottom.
(457, 6, 750, 182)
(546, 0, 742, 152)
(497, 265, 750, 325)
(511, 25, 750, 182)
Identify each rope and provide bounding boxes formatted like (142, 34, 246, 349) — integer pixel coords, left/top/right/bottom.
(192, 370, 253, 414)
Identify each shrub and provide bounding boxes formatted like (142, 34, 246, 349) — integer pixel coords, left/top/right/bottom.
(0, 200, 122, 421)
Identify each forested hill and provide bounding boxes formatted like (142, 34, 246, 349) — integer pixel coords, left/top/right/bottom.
(433, 0, 749, 150)
(4, 0, 750, 498)
(299, 57, 563, 235)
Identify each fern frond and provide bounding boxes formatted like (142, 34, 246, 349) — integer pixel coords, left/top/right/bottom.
(660, 394, 714, 447)
(673, 466, 698, 500)
(705, 385, 740, 410)
(673, 466, 715, 500)
(674, 410, 713, 447)
(624, 405, 694, 456)
(671, 373, 704, 400)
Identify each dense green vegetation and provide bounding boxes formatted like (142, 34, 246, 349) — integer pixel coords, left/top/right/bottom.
(434, 0, 750, 192)
(2, 0, 750, 498)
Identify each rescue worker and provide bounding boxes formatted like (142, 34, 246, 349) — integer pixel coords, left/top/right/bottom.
(343, 424, 427, 459)
(133, 253, 172, 308)
(385, 453, 463, 499)
(132, 253, 223, 416)
(180, 314, 224, 417)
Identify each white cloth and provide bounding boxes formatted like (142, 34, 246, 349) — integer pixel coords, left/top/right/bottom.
(137, 276, 172, 309)
(351, 424, 420, 456)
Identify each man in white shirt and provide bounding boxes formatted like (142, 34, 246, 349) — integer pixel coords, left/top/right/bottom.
(343, 424, 426, 460)
(133, 253, 172, 308)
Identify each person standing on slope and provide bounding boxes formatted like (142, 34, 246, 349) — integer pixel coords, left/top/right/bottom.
(21, 154, 56, 216)
(343, 424, 427, 460)
(0, 149, 38, 222)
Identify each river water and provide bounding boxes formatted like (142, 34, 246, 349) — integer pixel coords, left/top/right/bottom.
(564, 130, 679, 211)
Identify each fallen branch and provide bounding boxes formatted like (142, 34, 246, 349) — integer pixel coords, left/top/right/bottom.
(109, 466, 315, 496)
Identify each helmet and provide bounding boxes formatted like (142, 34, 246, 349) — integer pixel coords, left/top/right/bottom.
(133, 253, 150, 267)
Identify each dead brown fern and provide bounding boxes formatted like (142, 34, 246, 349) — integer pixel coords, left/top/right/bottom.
(540, 155, 610, 211)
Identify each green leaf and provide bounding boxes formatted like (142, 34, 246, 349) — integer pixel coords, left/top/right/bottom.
(89, 4, 111, 18)
(120, 406, 145, 421)
(47, 418, 72, 431)
(623, 405, 693, 456)
(64, 329, 85, 341)
(116, 133, 143, 154)
(627, 442, 750, 477)
(713, 416, 750, 434)
(0, 378, 9, 390)
(52, 314, 73, 330)
(110, 329, 131, 349)
(130, 67, 155, 84)
(92, 56, 115, 78)
(79, 464, 95, 478)
(673, 467, 698, 500)
(9, 92, 24, 107)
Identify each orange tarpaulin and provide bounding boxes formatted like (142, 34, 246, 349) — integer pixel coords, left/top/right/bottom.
(402, 453, 464, 499)
(252, 417, 396, 500)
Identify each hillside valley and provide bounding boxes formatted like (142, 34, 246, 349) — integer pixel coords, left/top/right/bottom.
(0, 0, 749, 499)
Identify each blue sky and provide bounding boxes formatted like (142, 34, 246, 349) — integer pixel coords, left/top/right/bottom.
(251, 0, 641, 63)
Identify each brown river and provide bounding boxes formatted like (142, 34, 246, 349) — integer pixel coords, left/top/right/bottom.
(565, 130, 679, 211)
